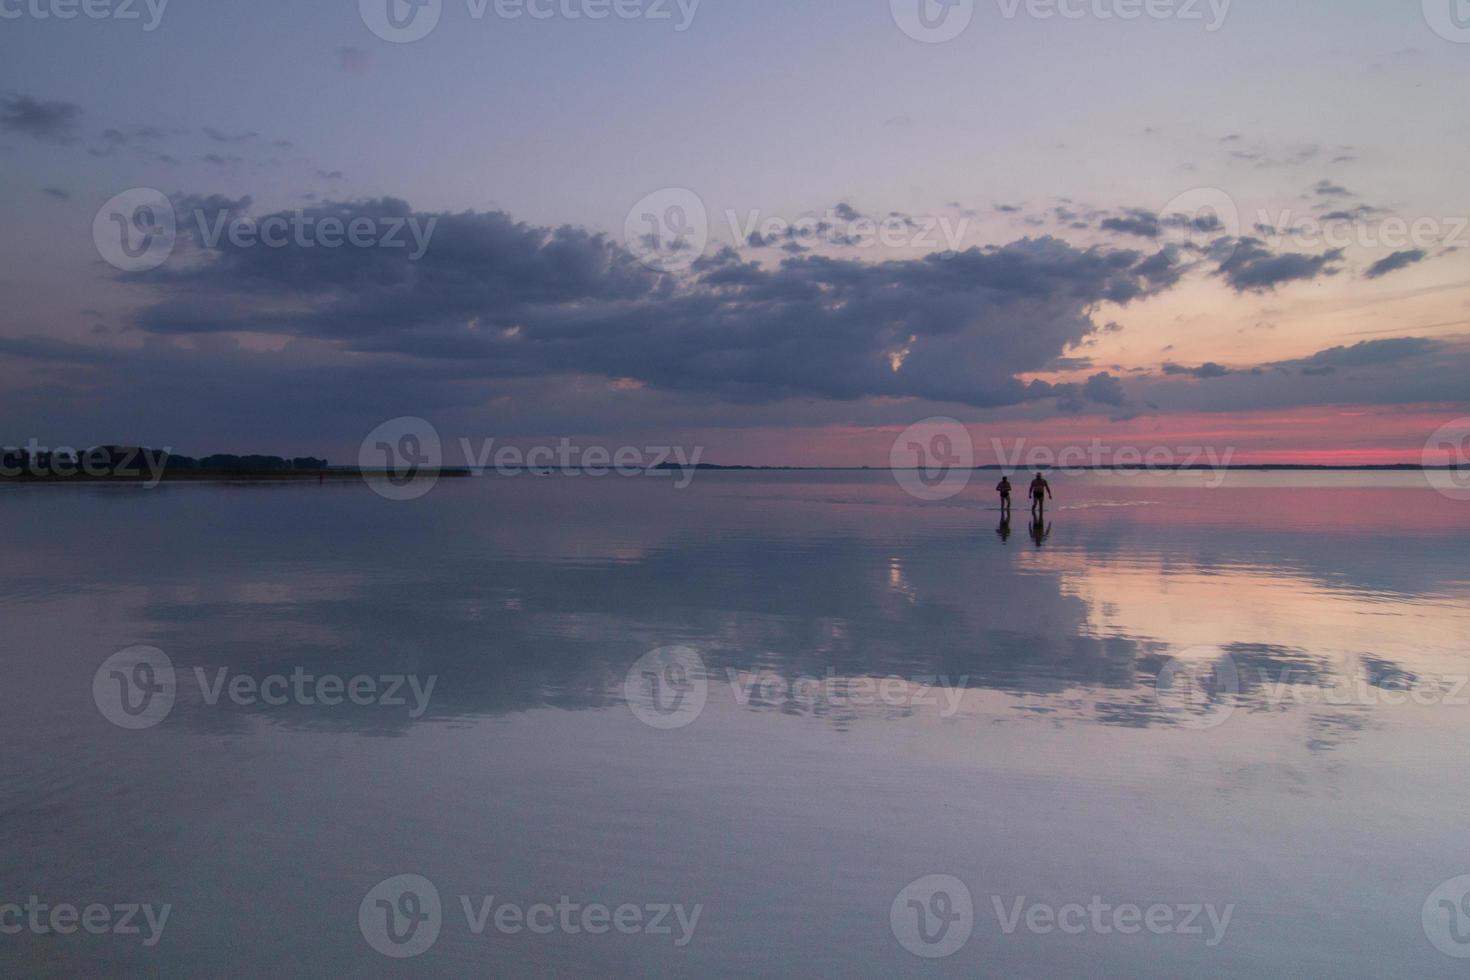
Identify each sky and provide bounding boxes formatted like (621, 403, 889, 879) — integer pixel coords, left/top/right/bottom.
(2, 0, 1468, 465)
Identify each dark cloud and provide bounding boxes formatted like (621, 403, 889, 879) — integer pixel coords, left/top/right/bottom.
(1127, 336, 1467, 416)
(1132, 250, 1180, 288)
(90, 124, 174, 157)
(1216, 238, 1343, 292)
(0, 335, 120, 364)
(119, 198, 1174, 409)
(1225, 142, 1322, 169)
(1278, 337, 1440, 372)
(1052, 371, 1130, 413)
(1083, 372, 1129, 407)
(0, 94, 82, 143)
(1161, 210, 1225, 236)
(1104, 206, 1225, 243)
(1363, 249, 1427, 280)
(1162, 361, 1230, 379)
(40, 187, 69, 199)
(202, 127, 259, 144)
(1313, 179, 1350, 197)
(1319, 205, 1385, 222)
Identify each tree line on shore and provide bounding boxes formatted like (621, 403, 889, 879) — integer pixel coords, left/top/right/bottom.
(0, 446, 329, 480)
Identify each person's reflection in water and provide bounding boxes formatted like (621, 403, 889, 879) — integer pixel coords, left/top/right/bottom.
(1029, 518, 1051, 548)
(996, 514, 1012, 544)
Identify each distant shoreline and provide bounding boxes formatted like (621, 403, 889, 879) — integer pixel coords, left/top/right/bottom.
(1, 465, 1462, 483)
(653, 463, 1467, 472)
(0, 468, 472, 484)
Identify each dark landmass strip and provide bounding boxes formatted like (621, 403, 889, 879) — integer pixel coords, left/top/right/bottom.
(0, 446, 467, 482)
(654, 462, 1467, 472)
(3, 446, 1461, 482)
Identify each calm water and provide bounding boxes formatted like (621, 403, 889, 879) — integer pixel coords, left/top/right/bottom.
(2, 471, 1469, 977)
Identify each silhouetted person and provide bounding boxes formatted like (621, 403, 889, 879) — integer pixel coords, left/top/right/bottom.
(996, 514, 1012, 543)
(996, 476, 1013, 515)
(1029, 471, 1052, 518)
(1029, 518, 1051, 548)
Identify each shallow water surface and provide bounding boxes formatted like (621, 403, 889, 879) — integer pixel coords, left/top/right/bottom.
(2, 471, 1468, 977)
